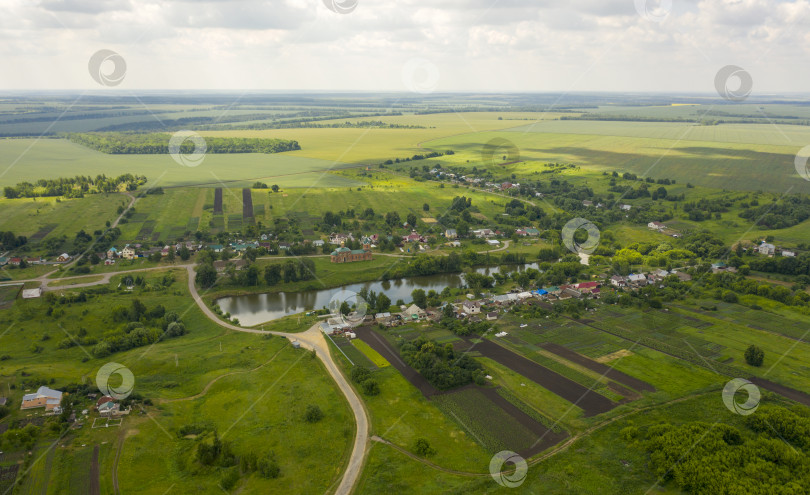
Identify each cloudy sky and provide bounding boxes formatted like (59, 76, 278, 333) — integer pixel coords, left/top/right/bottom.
(1, 0, 809, 93)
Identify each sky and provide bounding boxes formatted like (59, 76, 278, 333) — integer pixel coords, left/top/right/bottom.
(1, 0, 810, 93)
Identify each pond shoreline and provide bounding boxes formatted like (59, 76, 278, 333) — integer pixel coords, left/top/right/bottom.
(215, 262, 540, 327)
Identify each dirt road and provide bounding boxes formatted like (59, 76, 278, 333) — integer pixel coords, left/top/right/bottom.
(184, 266, 369, 495)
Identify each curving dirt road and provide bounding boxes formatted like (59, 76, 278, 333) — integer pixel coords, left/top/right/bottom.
(184, 266, 369, 495)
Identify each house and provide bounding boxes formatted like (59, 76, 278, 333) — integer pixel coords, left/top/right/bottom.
(610, 275, 627, 287)
(56, 253, 71, 263)
(207, 244, 224, 253)
(0, 257, 7, 266)
(486, 312, 498, 321)
(104, 258, 116, 266)
(445, 229, 457, 239)
(25, 257, 44, 264)
(97, 396, 120, 417)
(449, 241, 461, 247)
(582, 200, 593, 207)
(781, 250, 796, 257)
(627, 273, 647, 285)
(106, 247, 118, 259)
(462, 300, 481, 314)
(8, 257, 22, 266)
(486, 239, 501, 247)
(500, 182, 513, 190)
(213, 259, 247, 272)
(560, 287, 582, 299)
(515, 229, 528, 236)
(672, 271, 692, 282)
(575, 281, 600, 294)
(402, 304, 427, 321)
(402, 231, 424, 243)
(20, 386, 63, 411)
(524, 228, 540, 236)
(122, 245, 137, 259)
(313, 239, 325, 247)
(375, 312, 392, 321)
(648, 221, 666, 231)
(161, 246, 171, 257)
(758, 243, 776, 256)
(278, 242, 291, 250)
(329, 233, 353, 245)
(620, 204, 632, 211)
(22, 288, 42, 299)
(473, 229, 494, 238)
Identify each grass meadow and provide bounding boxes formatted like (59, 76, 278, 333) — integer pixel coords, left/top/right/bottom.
(0, 268, 353, 494)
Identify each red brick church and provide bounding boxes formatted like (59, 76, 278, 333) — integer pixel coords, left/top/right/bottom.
(330, 244, 373, 263)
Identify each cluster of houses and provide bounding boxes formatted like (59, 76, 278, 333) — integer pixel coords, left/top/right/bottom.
(0, 253, 71, 267)
(101, 241, 204, 264)
(610, 269, 692, 288)
(14, 385, 127, 419)
(319, 281, 613, 336)
(754, 242, 796, 258)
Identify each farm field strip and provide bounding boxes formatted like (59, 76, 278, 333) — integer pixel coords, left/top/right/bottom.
(470, 338, 617, 416)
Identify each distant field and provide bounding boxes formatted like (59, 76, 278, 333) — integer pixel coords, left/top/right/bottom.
(0, 138, 362, 188)
(424, 126, 809, 194)
(198, 112, 549, 164)
(507, 120, 810, 147)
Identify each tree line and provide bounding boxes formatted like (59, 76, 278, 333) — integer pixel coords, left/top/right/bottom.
(3, 173, 146, 199)
(66, 133, 301, 155)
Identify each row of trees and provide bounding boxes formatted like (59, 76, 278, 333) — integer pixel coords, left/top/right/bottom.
(3, 173, 145, 198)
(66, 132, 301, 154)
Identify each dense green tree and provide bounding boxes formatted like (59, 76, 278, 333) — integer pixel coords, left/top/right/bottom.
(195, 263, 218, 288)
(745, 345, 764, 367)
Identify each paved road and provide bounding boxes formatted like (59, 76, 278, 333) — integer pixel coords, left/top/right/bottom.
(183, 266, 369, 495)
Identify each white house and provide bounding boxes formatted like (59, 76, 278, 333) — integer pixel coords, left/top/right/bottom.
(627, 273, 647, 285)
(462, 301, 481, 314)
(610, 275, 627, 287)
(56, 253, 71, 262)
(758, 243, 776, 256)
(445, 229, 457, 239)
(486, 239, 501, 247)
(620, 204, 632, 211)
(781, 250, 796, 257)
(648, 221, 666, 231)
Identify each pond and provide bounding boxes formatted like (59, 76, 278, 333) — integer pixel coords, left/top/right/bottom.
(215, 263, 540, 326)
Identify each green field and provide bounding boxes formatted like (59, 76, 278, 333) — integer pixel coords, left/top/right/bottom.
(0, 138, 362, 189)
(0, 269, 353, 493)
(423, 125, 810, 194)
(352, 340, 390, 368)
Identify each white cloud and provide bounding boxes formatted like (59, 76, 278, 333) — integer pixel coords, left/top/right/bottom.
(0, 0, 808, 92)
